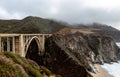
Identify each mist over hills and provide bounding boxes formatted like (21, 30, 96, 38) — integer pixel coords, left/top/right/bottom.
(71, 23, 120, 42)
(0, 16, 120, 42)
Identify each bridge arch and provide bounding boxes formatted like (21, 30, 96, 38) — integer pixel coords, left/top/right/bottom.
(25, 36, 42, 55)
(25, 36, 43, 64)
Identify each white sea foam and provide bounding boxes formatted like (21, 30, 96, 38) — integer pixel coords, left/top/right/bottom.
(101, 62, 120, 77)
(116, 42, 120, 48)
(100, 42, 120, 77)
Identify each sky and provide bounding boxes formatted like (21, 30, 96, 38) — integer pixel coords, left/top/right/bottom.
(0, 0, 120, 29)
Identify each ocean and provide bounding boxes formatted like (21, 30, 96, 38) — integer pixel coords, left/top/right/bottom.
(101, 62, 120, 77)
(101, 42, 120, 77)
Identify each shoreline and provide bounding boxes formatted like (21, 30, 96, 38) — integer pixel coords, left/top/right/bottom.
(90, 64, 114, 77)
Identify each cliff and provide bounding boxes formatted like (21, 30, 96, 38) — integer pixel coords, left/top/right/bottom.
(44, 32, 120, 77)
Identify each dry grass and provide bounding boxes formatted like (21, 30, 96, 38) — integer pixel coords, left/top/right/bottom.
(71, 28, 100, 34)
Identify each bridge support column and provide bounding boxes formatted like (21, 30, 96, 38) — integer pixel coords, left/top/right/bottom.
(0, 37, 1, 52)
(7, 37, 10, 52)
(42, 35, 45, 50)
(1, 41, 4, 52)
(41, 35, 45, 55)
(12, 37, 15, 53)
(19, 35, 25, 57)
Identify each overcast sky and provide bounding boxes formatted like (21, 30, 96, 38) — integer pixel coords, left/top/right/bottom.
(0, 0, 120, 29)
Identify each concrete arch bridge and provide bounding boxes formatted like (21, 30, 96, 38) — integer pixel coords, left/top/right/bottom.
(0, 34, 51, 59)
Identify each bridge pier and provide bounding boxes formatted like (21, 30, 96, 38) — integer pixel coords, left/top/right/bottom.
(0, 34, 51, 57)
(0, 37, 1, 52)
(1, 41, 3, 52)
(19, 35, 25, 57)
(7, 37, 10, 52)
(12, 37, 15, 53)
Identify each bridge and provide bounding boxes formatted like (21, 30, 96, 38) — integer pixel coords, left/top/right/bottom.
(0, 34, 51, 58)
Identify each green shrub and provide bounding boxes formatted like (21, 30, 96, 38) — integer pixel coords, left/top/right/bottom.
(0, 64, 23, 77)
(41, 66, 52, 76)
(25, 65, 43, 77)
(4, 52, 20, 64)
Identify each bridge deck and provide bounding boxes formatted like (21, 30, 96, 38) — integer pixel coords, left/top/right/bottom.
(0, 34, 52, 37)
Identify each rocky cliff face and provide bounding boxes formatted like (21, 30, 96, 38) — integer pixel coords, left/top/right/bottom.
(45, 32, 120, 77)
(86, 34, 118, 63)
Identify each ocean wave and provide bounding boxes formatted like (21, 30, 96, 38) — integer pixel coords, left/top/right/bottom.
(101, 61, 120, 77)
(116, 42, 120, 48)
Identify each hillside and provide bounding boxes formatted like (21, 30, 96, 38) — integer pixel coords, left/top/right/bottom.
(0, 52, 59, 77)
(0, 16, 120, 41)
(0, 16, 67, 34)
(72, 23, 120, 42)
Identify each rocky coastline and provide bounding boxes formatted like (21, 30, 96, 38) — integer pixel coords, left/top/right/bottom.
(43, 32, 120, 77)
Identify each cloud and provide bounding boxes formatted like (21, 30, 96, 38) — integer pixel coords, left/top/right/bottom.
(0, 0, 52, 18)
(0, 0, 120, 29)
(0, 6, 25, 19)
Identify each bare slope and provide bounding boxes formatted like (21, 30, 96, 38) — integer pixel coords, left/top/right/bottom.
(72, 23, 120, 42)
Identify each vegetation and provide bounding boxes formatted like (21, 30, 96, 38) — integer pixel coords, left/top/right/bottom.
(41, 66, 52, 76)
(0, 16, 67, 34)
(0, 52, 55, 77)
(0, 63, 23, 77)
(4, 52, 20, 64)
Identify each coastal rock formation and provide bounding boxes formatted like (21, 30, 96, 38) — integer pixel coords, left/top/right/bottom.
(45, 32, 119, 77)
(86, 34, 118, 63)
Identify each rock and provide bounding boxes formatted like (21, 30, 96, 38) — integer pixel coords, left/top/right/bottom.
(86, 34, 118, 63)
(45, 32, 119, 77)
